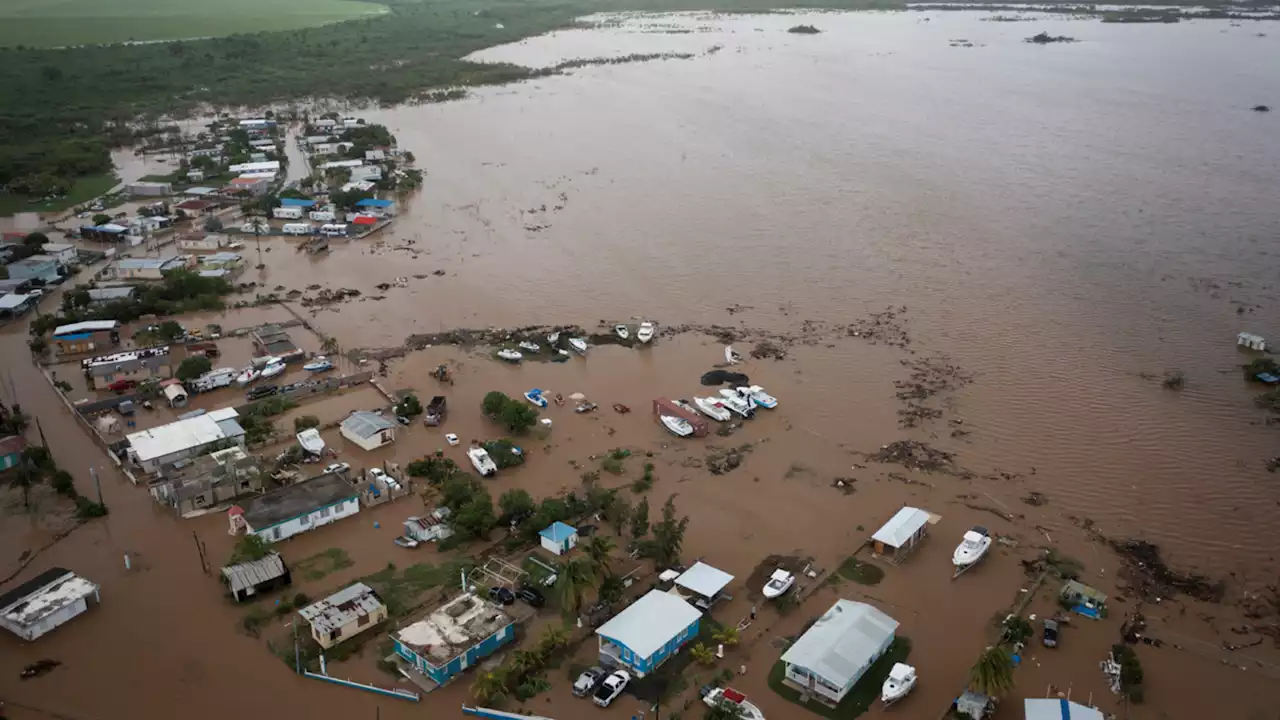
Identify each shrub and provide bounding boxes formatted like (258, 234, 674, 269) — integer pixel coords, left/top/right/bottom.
(397, 394, 423, 417)
(293, 415, 320, 431)
(74, 497, 109, 518)
(50, 470, 75, 496)
(690, 642, 716, 665)
(176, 355, 213, 381)
(601, 457, 624, 475)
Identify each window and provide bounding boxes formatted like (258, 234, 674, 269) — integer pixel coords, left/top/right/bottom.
(300, 514, 310, 526)
(240, 481, 250, 490)
(272, 527, 281, 540)
(320, 506, 331, 518)
(358, 613, 371, 627)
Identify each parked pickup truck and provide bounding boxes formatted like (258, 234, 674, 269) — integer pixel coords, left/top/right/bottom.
(424, 396, 447, 426)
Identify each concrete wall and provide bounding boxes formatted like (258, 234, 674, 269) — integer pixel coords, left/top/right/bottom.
(312, 602, 387, 649)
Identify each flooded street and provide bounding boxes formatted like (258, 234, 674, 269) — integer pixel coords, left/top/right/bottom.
(3, 9, 1280, 720)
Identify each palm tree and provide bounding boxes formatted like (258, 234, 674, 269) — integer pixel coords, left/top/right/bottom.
(538, 624, 569, 654)
(582, 535, 616, 578)
(509, 650, 542, 679)
(555, 556, 595, 618)
(968, 645, 1015, 697)
(470, 667, 509, 704)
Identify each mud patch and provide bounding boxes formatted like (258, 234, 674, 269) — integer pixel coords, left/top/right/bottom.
(706, 443, 753, 475)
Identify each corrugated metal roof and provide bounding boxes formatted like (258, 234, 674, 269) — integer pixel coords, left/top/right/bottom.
(341, 411, 396, 439)
(596, 590, 701, 660)
(780, 600, 898, 686)
(0, 294, 32, 310)
(53, 320, 119, 336)
(871, 507, 930, 548)
(221, 553, 288, 595)
(298, 582, 383, 635)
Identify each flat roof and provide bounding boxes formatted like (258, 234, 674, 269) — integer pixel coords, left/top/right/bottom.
(0, 294, 32, 310)
(871, 507, 931, 548)
(221, 553, 288, 595)
(780, 600, 898, 686)
(299, 582, 383, 635)
(41, 242, 75, 252)
(53, 320, 119, 336)
(597, 590, 702, 660)
(115, 257, 183, 270)
(396, 593, 514, 667)
(675, 561, 734, 598)
(185, 187, 218, 196)
(1024, 699, 1104, 720)
(228, 160, 280, 173)
(88, 287, 137, 301)
(279, 198, 316, 207)
(126, 409, 240, 463)
(241, 473, 357, 530)
(0, 567, 98, 629)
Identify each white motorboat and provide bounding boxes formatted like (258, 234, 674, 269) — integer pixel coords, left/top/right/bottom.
(693, 396, 732, 422)
(547, 331, 560, 345)
(702, 688, 765, 720)
(518, 341, 540, 353)
(881, 663, 917, 705)
(496, 349, 523, 363)
(636, 321, 655, 344)
(615, 324, 630, 340)
(296, 428, 325, 455)
(718, 389, 756, 418)
(303, 356, 333, 372)
(468, 447, 497, 477)
(953, 526, 992, 568)
(762, 569, 795, 599)
(660, 414, 695, 437)
(724, 346, 743, 364)
(524, 388, 548, 408)
(260, 358, 286, 379)
(569, 338, 588, 354)
(235, 366, 260, 387)
(738, 385, 777, 409)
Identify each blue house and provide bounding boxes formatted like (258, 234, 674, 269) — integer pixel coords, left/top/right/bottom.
(596, 590, 702, 677)
(539, 521, 578, 556)
(392, 593, 514, 686)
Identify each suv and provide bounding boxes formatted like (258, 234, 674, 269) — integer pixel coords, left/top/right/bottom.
(515, 586, 545, 608)
(488, 587, 515, 605)
(1042, 618, 1060, 648)
(246, 385, 278, 401)
(572, 667, 605, 697)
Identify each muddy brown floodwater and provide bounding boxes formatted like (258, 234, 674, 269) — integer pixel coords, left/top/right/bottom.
(4, 9, 1280, 720)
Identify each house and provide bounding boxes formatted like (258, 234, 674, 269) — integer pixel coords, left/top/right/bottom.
(0, 293, 36, 319)
(228, 160, 281, 174)
(128, 181, 172, 196)
(187, 169, 205, 182)
(355, 198, 394, 215)
(340, 411, 396, 452)
(81, 346, 172, 389)
(126, 407, 245, 474)
(349, 165, 383, 183)
(174, 199, 216, 216)
(392, 592, 515, 686)
(40, 243, 77, 264)
(539, 521, 578, 555)
(184, 186, 219, 198)
(597, 590, 702, 677)
(404, 507, 454, 543)
(365, 149, 386, 161)
(870, 506, 932, 563)
(1061, 580, 1108, 619)
(241, 472, 360, 542)
(80, 224, 128, 243)
(299, 583, 386, 649)
(0, 568, 100, 641)
(250, 324, 300, 357)
(673, 561, 735, 610)
(279, 198, 316, 209)
(319, 159, 362, 170)
(84, 286, 136, 308)
(178, 233, 230, 252)
(107, 257, 189, 281)
(227, 177, 270, 196)
(53, 320, 120, 356)
(222, 552, 291, 602)
(199, 252, 244, 275)
(149, 444, 262, 515)
(1024, 699, 1104, 720)
(5, 255, 61, 283)
(780, 600, 898, 707)
(0, 435, 26, 471)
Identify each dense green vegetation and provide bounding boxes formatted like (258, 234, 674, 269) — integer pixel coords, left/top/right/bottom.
(30, 268, 233, 336)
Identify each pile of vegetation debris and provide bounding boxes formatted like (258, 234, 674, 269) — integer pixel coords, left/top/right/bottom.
(750, 340, 787, 360)
(858, 440, 956, 473)
(701, 370, 750, 387)
(1025, 31, 1078, 43)
(1110, 539, 1226, 603)
(706, 443, 753, 475)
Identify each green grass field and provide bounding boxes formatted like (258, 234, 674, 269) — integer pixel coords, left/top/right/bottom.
(0, 174, 118, 217)
(0, 0, 388, 47)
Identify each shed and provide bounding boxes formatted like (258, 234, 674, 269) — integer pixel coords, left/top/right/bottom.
(1061, 580, 1108, 619)
(674, 561, 734, 608)
(0, 567, 100, 641)
(870, 506, 932, 563)
(339, 411, 396, 452)
(539, 521, 578, 556)
(1024, 699, 1104, 720)
(221, 553, 291, 602)
(596, 589, 702, 677)
(405, 507, 453, 543)
(780, 599, 899, 706)
(163, 382, 189, 408)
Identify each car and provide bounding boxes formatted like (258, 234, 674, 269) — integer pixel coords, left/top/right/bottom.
(368, 467, 389, 483)
(324, 462, 351, 475)
(108, 379, 137, 392)
(515, 587, 545, 608)
(1043, 619, 1060, 648)
(396, 415, 411, 426)
(572, 667, 606, 697)
(27, 288, 45, 300)
(246, 385, 278, 400)
(393, 536, 419, 549)
(488, 586, 515, 605)
(592, 670, 630, 707)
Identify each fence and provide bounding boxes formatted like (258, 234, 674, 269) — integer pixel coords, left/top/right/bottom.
(302, 671, 420, 702)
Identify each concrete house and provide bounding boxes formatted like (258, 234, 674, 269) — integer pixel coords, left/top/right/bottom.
(392, 592, 515, 686)
(404, 507, 453, 543)
(0, 293, 36, 319)
(178, 233, 230, 252)
(126, 407, 245, 474)
(87, 286, 138, 306)
(870, 506, 932, 563)
(596, 590, 702, 677)
(54, 320, 120, 356)
(81, 346, 171, 389)
(222, 553, 291, 603)
(780, 600, 899, 707)
(299, 583, 386, 649)
(148, 445, 263, 516)
(6, 255, 61, 283)
(228, 177, 270, 195)
(0, 568, 101, 641)
(241, 472, 360, 543)
(340, 411, 396, 452)
(539, 521, 578, 556)
(40, 243, 77, 264)
(107, 257, 188, 281)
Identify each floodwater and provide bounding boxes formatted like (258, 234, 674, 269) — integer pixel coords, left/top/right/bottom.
(3, 9, 1280, 720)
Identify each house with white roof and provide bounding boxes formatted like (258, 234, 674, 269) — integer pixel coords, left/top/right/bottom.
(596, 589, 702, 677)
(339, 411, 396, 451)
(1024, 699, 1104, 720)
(40, 242, 78, 264)
(870, 506, 933, 563)
(126, 407, 245, 474)
(298, 582, 386, 649)
(0, 567, 100, 641)
(392, 592, 515, 686)
(780, 599, 899, 707)
(673, 561, 734, 610)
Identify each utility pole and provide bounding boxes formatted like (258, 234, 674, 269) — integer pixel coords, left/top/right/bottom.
(192, 530, 209, 574)
(90, 466, 102, 505)
(35, 416, 49, 449)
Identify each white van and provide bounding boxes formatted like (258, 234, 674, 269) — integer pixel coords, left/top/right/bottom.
(309, 210, 335, 223)
(272, 206, 303, 220)
(282, 223, 314, 236)
(319, 224, 348, 237)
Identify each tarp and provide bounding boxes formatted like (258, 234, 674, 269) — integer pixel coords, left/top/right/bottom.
(356, 199, 393, 208)
(351, 216, 377, 226)
(279, 198, 316, 208)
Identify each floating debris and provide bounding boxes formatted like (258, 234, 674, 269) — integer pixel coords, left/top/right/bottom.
(859, 440, 955, 473)
(1110, 539, 1226, 603)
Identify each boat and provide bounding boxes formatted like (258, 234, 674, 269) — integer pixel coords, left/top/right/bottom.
(496, 349, 523, 363)
(660, 414, 695, 437)
(953, 526, 992, 568)
(702, 687, 765, 720)
(547, 331, 560, 345)
(637, 321, 655, 344)
(524, 388, 548, 408)
(762, 568, 795, 599)
(694, 396, 733, 422)
(575, 402, 598, 414)
(718, 389, 756, 418)
(303, 356, 333, 373)
(738, 385, 777, 409)
(235, 366, 260, 387)
(724, 346, 743, 364)
(518, 341, 540, 353)
(672, 398, 701, 416)
(881, 663, 917, 705)
(615, 324, 630, 340)
(296, 428, 325, 456)
(468, 447, 498, 477)
(569, 338, 588, 354)
(260, 358, 286, 379)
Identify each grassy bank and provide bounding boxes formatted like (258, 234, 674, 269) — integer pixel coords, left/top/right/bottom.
(0, 173, 118, 217)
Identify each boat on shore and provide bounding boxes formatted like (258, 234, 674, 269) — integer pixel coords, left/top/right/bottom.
(615, 324, 630, 340)
(260, 357, 286, 379)
(569, 338, 588, 354)
(637, 321, 655, 343)
(702, 687, 765, 720)
(303, 356, 333, 373)
(497, 349, 523, 363)
(724, 346, 743, 364)
(953, 526, 992, 569)
(524, 388, 548, 408)
(468, 446, 498, 477)
(547, 331, 560, 345)
(738, 385, 777, 409)
(718, 389, 755, 418)
(518, 341, 540, 353)
(881, 663, 917, 706)
(235, 366, 260, 387)
(694, 396, 732, 422)
(660, 414, 695, 437)
(762, 569, 795, 599)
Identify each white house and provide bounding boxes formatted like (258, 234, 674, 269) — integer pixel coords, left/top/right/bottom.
(405, 507, 453, 543)
(339, 411, 396, 451)
(228, 160, 280, 174)
(241, 472, 361, 543)
(40, 243, 77, 264)
(109, 257, 189, 281)
(539, 521, 578, 555)
(780, 600, 899, 707)
(0, 567, 100, 641)
(126, 407, 245, 474)
(870, 506, 933, 563)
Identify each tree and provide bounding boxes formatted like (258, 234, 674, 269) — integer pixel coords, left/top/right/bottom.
(598, 575, 624, 605)
(482, 391, 509, 417)
(470, 667, 508, 705)
(397, 394, 423, 417)
(706, 700, 748, 720)
(203, 216, 224, 232)
(176, 355, 212, 382)
(555, 556, 595, 618)
(23, 231, 48, 247)
(50, 470, 75, 496)
(229, 534, 270, 564)
(711, 627, 740, 646)
(690, 642, 716, 665)
(645, 495, 689, 566)
(498, 488, 534, 525)
(968, 646, 1015, 697)
(582, 535, 616, 579)
(27, 336, 47, 355)
(92, 213, 111, 226)
(538, 624, 568, 654)
(62, 286, 90, 311)
(498, 401, 539, 433)
(509, 649, 542, 679)
(293, 415, 320, 431)
(454, 491, 497, 540)
(153, 320, 185, 342)
(631, 496, 650, 542)
(190, 155, 216, 171)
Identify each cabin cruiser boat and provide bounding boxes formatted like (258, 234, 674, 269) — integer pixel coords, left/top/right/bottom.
(303, 356, 333, 372)
(260, 357, 286, 379)
(693, 396, 732, 422)
(569, 338, 588, 354)
(496, 349, 523, 363)
(717, 389, 755, 418)
(235, 366, 260, 387)
(660, 414, 695, 437)
(762, 569, 795, 599)
(737, 385, 777, 409)
(468, 446, 498, 477)
(881, 663, 917, 705)
(953, 526, 992, 568)
(637, 321, 655, 343)
(518, 341, 540, 353)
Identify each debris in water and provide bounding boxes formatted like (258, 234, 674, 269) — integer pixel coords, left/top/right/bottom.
(701, 370, 750, 386)
(1022, 492, 1048, 506)
(706, 443, 753, 475)
(750, 340, 787, 361)
(1110, 539, 1226, 603)
(1026, 32, 1078, 44)
(858, 440, 955, 473)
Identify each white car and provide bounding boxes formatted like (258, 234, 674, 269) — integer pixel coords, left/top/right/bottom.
(592, 669, 630, 707)
(572, 667, 605, 697)
(324, 462, 350, 475)
(369, 468, 389, 483)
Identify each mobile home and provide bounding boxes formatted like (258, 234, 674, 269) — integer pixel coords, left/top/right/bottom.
(191, 367, 237, 393)
(272, 207, 304, 220)
(309, 210, 336, 223)
(282, 223, 314, 236)
(319, 224, 348, 237)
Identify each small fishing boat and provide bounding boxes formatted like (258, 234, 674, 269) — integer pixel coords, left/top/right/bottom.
(637, 321, 655, 344)
(718, 389, 756, 418)
(615, 324, 630, 340)
(953, 526, 992, 569)
(524, 388, 548, 408)
(762, 568, 795, 599)
(496, 349, 523, 363)
(724, 346, 743, 364)
(296, 428, 326, 456)
(575, 402, 598, 414)
(235, 366, 260, 387)
(738, 385, 777, 409)
(881, 663, 917, 706)
(660, 414, 694, 437)
(547, 331, 560, 345)
(260, 357, 286, 379)
(702, 688, 765, 720)
(303, 356, 333, 373)
(694, 396, 733, 422)
(468, 446, 498, 477)
(569, 338, 588, 354)
(518, 341, 540, 353)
